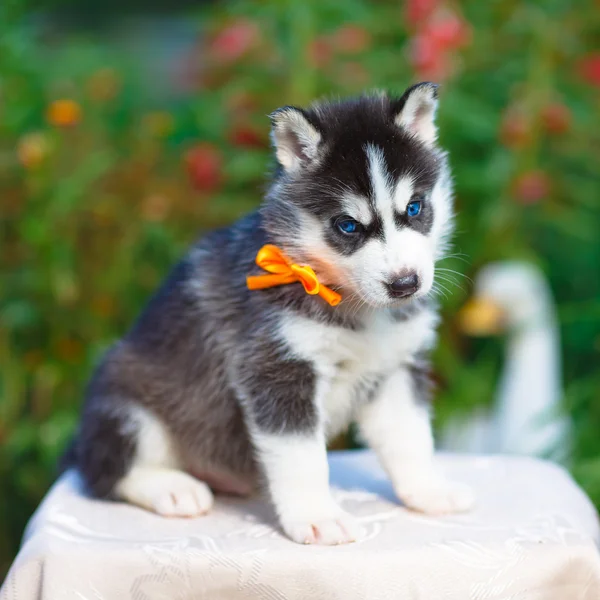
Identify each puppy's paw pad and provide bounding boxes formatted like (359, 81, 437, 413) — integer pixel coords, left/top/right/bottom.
(282, 511, 362, 545)
(152, 478, 214, 518)
(399, 479, 475, 515)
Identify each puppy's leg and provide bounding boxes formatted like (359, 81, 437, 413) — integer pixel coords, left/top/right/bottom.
(238, 335, 360, 545)
(357, 368, 474, 515)
(252, 430, 361, 545)
(78, 401, 213, 517)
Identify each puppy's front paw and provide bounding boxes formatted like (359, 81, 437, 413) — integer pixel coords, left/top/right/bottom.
(397, 477, 475, 515)
(280, 505, 362, 545)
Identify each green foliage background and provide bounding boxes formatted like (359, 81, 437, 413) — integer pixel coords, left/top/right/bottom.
(1, 0, 599, 579)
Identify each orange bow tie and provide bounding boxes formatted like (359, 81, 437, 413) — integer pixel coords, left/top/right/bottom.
(246, 244, 341, 307)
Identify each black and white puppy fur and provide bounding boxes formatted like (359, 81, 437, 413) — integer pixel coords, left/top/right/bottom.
(67, 82, 474, 545)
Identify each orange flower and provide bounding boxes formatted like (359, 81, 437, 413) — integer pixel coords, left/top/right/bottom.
(17, 132, 49, 168)
(46, 99, 82, 127)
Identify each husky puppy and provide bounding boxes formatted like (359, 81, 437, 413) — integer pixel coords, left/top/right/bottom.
(67, 82, 474, 545)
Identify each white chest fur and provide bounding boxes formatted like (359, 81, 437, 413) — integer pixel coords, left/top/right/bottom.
(279, 308, 438, 436)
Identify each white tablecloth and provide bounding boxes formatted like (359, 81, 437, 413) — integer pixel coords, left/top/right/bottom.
(2, 451, 599, 599)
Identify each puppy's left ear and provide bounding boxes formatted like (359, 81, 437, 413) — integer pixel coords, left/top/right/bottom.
(392, 82, 439, 145)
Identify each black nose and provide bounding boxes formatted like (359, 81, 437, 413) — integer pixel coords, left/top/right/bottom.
(387, 272, 420, 298)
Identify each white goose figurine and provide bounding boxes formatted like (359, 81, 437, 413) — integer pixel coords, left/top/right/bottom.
(440, 262, 570, 462)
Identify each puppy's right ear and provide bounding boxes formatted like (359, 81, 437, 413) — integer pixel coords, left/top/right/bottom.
(269, 107, 322, 173)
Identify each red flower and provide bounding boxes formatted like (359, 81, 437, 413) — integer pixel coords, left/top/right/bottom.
(513, 170, 551, 204)
(228, 124, 265, 148)
(541, 103, 571, 135)
(499, 109, 532, 149)
(409, 34, 452, 81)
(577, 53, 600, 87)
(332, 25, 371, 54)
(184, 143, 223, 193)
(406, 0, 438, 27)
(210, 20, 259, 63)
(307, 37, 333, 68)
(425, 12, 471, 50)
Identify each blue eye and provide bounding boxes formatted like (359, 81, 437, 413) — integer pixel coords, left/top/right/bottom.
(406, 198, 422, 217)
(336, 217, 361, 235)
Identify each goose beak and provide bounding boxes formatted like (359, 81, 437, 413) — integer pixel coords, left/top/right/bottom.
(458, 297, 505, 336)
